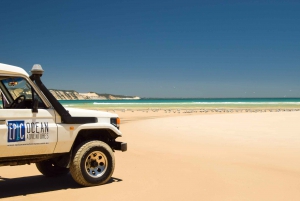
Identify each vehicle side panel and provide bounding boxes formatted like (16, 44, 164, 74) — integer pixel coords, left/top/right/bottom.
(54, 123, 122, 153)
(0, 109, 58, 157)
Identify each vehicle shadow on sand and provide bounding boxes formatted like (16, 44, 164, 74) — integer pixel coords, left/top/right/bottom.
(0, 174, 122, 198)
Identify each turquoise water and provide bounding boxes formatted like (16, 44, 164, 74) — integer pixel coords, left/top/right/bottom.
(59, 98, 300, 109)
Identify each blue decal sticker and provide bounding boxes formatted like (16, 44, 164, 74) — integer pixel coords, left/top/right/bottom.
(7, 121, 26, 142)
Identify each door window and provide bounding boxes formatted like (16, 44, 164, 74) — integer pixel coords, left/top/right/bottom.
(0, 77, 46, 109)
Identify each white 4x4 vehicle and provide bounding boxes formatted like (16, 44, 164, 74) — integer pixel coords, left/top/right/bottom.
(0, 63, 127, 186)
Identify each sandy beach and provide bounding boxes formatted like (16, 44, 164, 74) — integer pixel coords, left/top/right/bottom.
(1, 110, 300, 201)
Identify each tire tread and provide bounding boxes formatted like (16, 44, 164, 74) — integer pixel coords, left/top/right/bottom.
(70, 140, 115, 186)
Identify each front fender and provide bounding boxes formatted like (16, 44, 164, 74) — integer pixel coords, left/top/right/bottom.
(76, 123, 122, 137)
(54, 123, 122, 153)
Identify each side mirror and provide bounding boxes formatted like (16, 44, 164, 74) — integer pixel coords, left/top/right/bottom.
(32, 98, 39, 113)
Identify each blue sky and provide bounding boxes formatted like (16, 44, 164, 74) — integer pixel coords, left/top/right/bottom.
(0, 0, 299, 98)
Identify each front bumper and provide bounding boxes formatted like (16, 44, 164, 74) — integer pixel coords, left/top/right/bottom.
(113, 141, 127, 152)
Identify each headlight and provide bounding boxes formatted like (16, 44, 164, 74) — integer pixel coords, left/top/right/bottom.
(110, 117, 120, 129)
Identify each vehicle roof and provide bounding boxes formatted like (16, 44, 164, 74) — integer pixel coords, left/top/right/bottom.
(0, 63, 29, 77)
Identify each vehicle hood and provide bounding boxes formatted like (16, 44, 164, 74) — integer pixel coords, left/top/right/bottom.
(65, 108, 118, 118)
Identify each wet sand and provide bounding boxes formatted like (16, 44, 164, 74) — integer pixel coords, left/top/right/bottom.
(1, 111, 300, 200)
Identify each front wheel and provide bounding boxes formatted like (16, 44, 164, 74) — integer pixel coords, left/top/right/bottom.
(70, 141, 115, 186)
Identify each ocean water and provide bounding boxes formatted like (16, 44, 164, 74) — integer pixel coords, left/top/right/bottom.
(59, 98, 300, 109)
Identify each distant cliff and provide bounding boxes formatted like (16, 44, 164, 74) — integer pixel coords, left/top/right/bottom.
(49, 89, 140, 100)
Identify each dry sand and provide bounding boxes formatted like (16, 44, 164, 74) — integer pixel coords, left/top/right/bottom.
(1, 111, 300, 201)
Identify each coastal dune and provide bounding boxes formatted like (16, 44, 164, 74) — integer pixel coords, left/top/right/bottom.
(1, 111, 300, 200)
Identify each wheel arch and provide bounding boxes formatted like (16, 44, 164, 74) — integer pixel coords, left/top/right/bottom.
(72, 129, 118, 152)
(55, 128, 122, 169)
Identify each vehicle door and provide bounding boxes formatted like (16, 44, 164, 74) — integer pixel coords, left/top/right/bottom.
(0, 76, 58, 157)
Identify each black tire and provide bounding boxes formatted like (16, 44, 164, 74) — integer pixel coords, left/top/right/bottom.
(70, 140, 115, 187)
(36, 159, 69, 177)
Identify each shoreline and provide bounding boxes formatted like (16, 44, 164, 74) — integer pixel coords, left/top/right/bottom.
(104, 108, 300, 123)
(59, 98, 300, 110)
(65, 105, 300, 110)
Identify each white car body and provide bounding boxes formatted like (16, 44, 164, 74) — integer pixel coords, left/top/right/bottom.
(0, 63, 126, 164)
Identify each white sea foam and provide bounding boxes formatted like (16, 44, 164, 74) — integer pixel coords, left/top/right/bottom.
(92, 102, 300, 105)
(192, 102, 300, 105)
